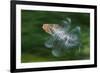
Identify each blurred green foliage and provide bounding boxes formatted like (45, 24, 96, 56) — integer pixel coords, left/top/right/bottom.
(21, 10, 90, 63)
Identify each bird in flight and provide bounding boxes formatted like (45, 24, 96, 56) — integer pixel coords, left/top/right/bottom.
(42, 18, 81, 57)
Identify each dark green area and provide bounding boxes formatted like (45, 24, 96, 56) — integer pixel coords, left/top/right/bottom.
(21, 10, 90, 63)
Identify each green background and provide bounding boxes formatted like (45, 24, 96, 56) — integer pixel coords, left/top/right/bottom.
(21, 10, 90, 63)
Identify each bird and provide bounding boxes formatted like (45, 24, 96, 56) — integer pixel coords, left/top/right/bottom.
(42, 18, 81, 57)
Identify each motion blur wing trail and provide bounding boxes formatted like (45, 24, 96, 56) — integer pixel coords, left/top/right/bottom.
(61, 17, 71, 31)
(70, 26, 81, 37)
(70, 26, 81, 52)
(45, 37, 55, 48)
(62, 17, 71, 25)
(52, 47, 65, 57)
